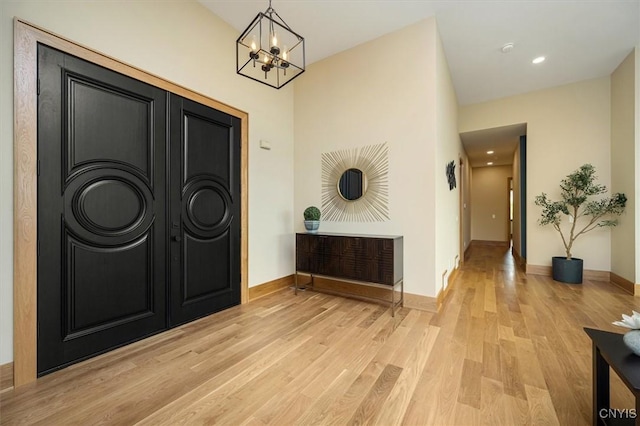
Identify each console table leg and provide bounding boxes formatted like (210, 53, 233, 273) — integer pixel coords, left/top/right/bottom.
(593, 344, 610, 426)
(391, 282, 395, 317)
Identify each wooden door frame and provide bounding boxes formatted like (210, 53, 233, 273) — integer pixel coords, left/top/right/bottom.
(13, 18, 249, 387)
(458, 157, 465, 265)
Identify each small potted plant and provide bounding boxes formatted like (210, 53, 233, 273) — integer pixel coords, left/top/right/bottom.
(534, 164, 626, 284)
(303, 206, 321, 234)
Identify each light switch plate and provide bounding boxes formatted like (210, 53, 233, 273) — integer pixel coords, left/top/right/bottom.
(260, 140, 271, 150)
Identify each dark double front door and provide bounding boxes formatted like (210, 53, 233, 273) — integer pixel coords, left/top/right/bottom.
(37, 45, 240, 375)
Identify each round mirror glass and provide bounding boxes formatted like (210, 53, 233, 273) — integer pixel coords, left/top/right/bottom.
(338, 168, 368, 201)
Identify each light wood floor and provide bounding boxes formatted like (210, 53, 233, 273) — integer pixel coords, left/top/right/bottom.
(2, 245, 639, 425)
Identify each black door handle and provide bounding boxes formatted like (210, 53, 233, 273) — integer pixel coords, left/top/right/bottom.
(172, 236, 182, 242)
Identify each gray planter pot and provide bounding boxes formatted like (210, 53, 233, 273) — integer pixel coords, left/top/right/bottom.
(304, 220, 320, 234)
(552, 256, 583, 284)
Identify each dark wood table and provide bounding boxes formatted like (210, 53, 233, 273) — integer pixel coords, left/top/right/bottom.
(585, 328, 640, 425)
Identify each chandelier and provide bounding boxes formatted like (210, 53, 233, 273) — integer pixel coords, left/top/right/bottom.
(236, 0, 305, 89)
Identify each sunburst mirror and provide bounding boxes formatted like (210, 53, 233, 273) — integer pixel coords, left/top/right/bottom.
(321, 142, 389, 222)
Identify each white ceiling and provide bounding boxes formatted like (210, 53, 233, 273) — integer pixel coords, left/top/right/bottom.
(200, 0, 639, 165)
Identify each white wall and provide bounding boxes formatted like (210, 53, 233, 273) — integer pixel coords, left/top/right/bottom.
(610, 49, 636, 283)
(0, 0, 295, 364)
(435, 28, 463, 291)
(470, 165, 512, 242)
(294, 18, 441, 298)
(460, 78, 611, 270)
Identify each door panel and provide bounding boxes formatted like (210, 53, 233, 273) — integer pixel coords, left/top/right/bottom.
(184, 233, 231, 299)
(169, 95, 241, 326)
(37, 44, 167, 375)
(65, 234, 153, 338)
(66, 78, 152, 179)
(183, 114, 231, 186)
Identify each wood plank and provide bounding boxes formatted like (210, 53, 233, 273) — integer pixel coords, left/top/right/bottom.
(503, 394, 531, 425)
(452, 402, 482, 425)
(399, 329, 461, 425)
(513, 336, 547, 390)
(457, 359, 482, 409)
(498, 338, 527, 401)
(530, 334, 585, 426)
(483, 279, 498, 313)
(465, 315, 485, 362)
(483, 312, 499, 344)
(480, 377, 508, 425)
(294, 369, 359, 425)
(346, 363, 403, 425)
(373, 325, 439, 425)
(525, 384, 561, 425)
(316, 359, 386, 426)
(470, 274, 486, 318)
(482, 342, 502, 381)
(0, 362, 14, 393)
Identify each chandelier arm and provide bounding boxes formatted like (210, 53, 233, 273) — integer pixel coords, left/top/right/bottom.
(288, 38, 303, 51)
(271, 9, 295, 32)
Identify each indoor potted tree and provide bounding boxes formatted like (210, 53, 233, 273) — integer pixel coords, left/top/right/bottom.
(303, 206, 321, 234)
(534, 164, 626, 284)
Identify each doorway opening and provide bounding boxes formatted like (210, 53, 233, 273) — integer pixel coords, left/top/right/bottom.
(459, 123, 527, 262)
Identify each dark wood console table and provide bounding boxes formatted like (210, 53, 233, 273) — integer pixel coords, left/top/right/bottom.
(295, 232, 403, 316)
(584, 328, 640, 425)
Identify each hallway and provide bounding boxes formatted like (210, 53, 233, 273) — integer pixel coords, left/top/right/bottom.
(1, 245, 639, 424)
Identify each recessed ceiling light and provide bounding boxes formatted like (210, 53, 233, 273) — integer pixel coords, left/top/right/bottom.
(532, 56, 546, 64)
(487, 150, 494, 154)
(487, 162, 494, 165)
(501, 43, 514, 54)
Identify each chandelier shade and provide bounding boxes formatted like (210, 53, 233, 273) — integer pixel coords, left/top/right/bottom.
(236, 2, 305, 89)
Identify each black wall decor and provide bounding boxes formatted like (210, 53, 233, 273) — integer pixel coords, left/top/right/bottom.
(446, 160, 456, 190)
